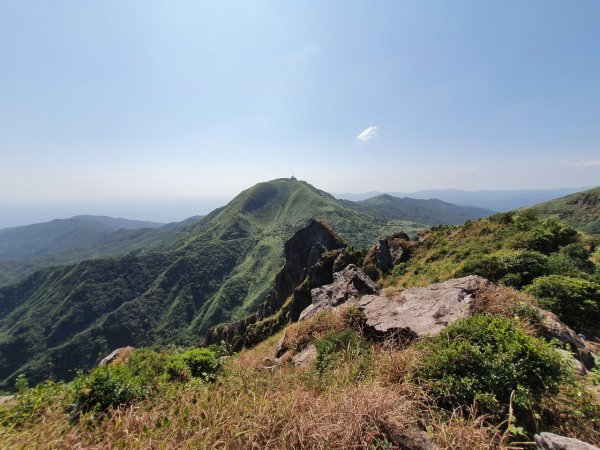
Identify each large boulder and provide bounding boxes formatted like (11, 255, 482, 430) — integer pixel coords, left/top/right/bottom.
(534, 432, 599, 450)
(358, 276, 491, 339)
(299, 264, 379, 321)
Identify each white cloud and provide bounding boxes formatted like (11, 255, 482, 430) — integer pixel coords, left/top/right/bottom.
(570, 159, 600, 167)
(356, 126, 378, 141)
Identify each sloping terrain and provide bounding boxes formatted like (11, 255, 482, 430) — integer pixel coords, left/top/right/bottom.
(342, 194, 492, 225)
(0, 192, 599, 448)
(0, 178, 424, 388)
(0, 216, 184, 287)
(0, 215, 165, 260)
(527, 186, 600, 235)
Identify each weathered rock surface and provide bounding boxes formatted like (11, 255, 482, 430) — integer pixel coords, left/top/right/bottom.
(261, 219, 347, 318)
(299, 264, 379, 321)
(99, 346, 134, 366)
(359, 276, 491, 339)
(556, 349, 587, 375)
(362, 232, 412, 276)
(538, 310, 596, 369)
(205, 219, 348, 350)
(292, 344, 317, 369)
(535, 432, 599, 450)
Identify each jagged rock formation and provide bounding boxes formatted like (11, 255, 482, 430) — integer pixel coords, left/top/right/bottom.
(99, 346, 135, 366)
(362, 232, 413, 279)
(205, 219, 353, 350)
(260, 219, 347, 318)
(535, 432, 599, 450)
(294, 273, 596, 369)
(299, 264, 379, 321)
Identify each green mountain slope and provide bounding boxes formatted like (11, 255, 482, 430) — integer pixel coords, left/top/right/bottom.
(0, 215, 170, 261)
(0, 178, 424, 388)
(526, 186, 600, 235)
(0, 216, 195, 286)
(342, 194, 493, 225)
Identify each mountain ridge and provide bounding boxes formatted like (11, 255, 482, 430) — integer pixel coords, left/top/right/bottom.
(0, 178, 423, 388)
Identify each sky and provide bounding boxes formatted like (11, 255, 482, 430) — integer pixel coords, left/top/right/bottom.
(1, 0, 599, 227)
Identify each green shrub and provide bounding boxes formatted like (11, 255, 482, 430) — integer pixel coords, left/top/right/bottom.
(414, 315, 566, 428)
(458, 250, 547, 288)
(166, 348, 221, 382)
(511, 218, 578, 254)
(124, 348, 171, 382)
(165, 357, 192, 382)
(70, 365, 147, 416)
(525, 275, 600, 334)
(511, 301, 543, 325)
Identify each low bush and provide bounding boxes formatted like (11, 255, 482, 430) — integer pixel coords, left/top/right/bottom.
(458, 250, 547, 288)
(414, 315, 566, 429)
(525, 275, 600, 335)
(166, 348, 220, 382)
(70, 364, 147, 416)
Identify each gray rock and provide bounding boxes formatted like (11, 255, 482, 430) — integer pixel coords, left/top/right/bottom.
(292, 344, 317, 369)
(359, 275, 491, 339)
(538, 310, 596, 370)
(535, 432, 599, 450)
(299, 264, 379, 321)
(99, 346, 134, 366)
(556, 349, 587, 375)
(0, 395, 14, 406)
(362, 232, 411, 274)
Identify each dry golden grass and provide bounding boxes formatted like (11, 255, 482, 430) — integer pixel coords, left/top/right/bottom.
(2, 307, 598, 449)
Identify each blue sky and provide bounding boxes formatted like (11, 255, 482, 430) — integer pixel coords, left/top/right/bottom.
(1, 1, 599, 226)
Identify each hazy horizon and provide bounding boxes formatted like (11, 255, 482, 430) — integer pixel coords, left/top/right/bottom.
(0, 181, 595, 229)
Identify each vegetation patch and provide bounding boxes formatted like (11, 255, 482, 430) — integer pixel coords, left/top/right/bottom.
(414, 315, 567, 431)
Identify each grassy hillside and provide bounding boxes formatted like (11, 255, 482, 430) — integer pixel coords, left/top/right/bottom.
(1, 306, 598, 448)
(0, 216, 186, 287)
(1, 193, 599, 447)
(527, 186, 600, 235)
(0, 178, 424, 388)
(342, 194, 492, 225)
(385, 211, 600, 337)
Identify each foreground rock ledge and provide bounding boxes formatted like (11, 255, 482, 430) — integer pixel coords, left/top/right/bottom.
(359, 275, 491, 339)
(295, 269, 595, 368)
(535, 432, 599, 450)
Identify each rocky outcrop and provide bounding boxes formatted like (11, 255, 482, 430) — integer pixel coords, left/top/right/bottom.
(299, 265, 379, 321)
(358, 276, 491, 339)
(534, 432, 599, 450)
(205, 220, 349, 350)
(362, 232, 412, 278)
(0, 395, 14, 406)
(298, 274, 490, 340)
(99, 346, 134, 366)
(291, 344, 317, 369)
(260, 219, 347, 317)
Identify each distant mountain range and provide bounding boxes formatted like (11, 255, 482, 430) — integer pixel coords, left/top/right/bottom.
(335, 187, 592, 211)
(340, 194, 492, 225)
(0, 215, 195, 286)
(0, 178, 425, 387)
(0, 189, 493, 287)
